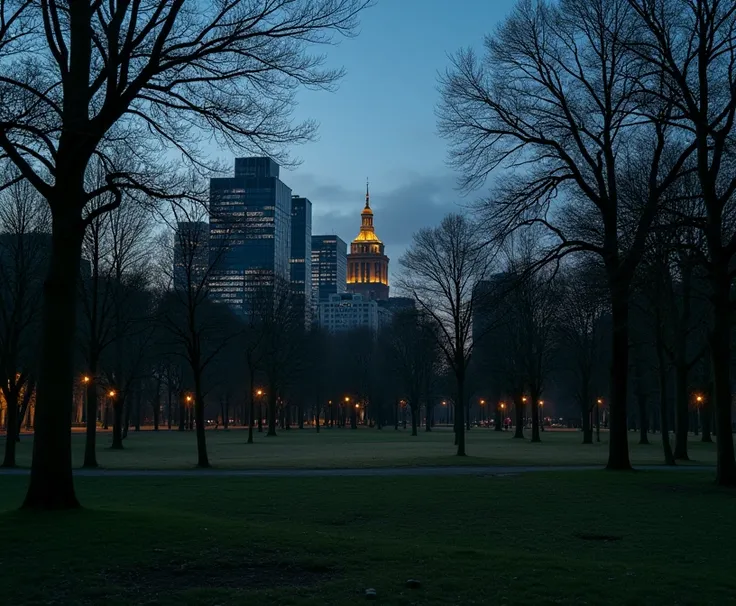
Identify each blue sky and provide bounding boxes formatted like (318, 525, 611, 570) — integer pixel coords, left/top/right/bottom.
(220, 0, 517, 272)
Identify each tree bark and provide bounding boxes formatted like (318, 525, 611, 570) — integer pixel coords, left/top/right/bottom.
(111, 399, 124, 449)
(194, 380, 209, 467)
(513, 395, 524, 439)
(581, 406, 593, 444)
(411, 406, 418, 436)
(530, 389, 541, 443)
(605, 281, 632, 471)
(425, 404, 432, 432)
(456, 377, 466, 456)
(495, 407, 503, 432)
(658, 365, 675, 465)
(23, 211, 83, 510)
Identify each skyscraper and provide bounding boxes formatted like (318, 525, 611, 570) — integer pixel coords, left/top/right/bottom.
(346, 183, 389, 300)
(290, 195, 312, 326)
(173, 221, 209, 291)
(208, 157, 291, 312)
(311, 234, 347, 305)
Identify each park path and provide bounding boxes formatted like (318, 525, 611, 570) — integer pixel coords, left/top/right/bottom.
(0, 464, 715, 478)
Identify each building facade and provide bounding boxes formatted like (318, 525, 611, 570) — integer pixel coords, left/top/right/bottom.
(318, 292, 381, 334)
(173, 221, 210, 291)
(290, 195, 313, 327)
(346, 184, 389, 301)
(311, 234, 347, 308)
(208, 157, 291, 313)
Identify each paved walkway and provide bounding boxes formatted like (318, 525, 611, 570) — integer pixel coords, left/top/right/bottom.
(0, 464, 715, 478)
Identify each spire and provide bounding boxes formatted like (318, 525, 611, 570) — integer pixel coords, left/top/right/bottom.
(365, 178, 370, 209)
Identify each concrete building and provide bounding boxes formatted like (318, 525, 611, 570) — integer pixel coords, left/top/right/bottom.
(318, 292, 381, 335)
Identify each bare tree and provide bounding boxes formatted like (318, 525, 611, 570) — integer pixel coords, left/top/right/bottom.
(247, 274, 304, 437)
(398, 214, 493, 456)
(0, 177, 48, 467)
(557, 261, 609, 444)
(386, 309, 441, 436)
(438, 0, 690, 470)
(626, 0, 736, 484)
(0, 0, 371, 508)
(157, 205, 240, 467)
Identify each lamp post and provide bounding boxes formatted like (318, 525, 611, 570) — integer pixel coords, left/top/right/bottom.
(480, 399, 486, 426)
(441, 401, 447, 425)
(596, 398, 603, 442)
(500, 403, 506, 430)
(328, 400, 333, 427)
(695, 394, 703, 436)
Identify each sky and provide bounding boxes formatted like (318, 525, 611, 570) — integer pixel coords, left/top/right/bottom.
(217, 0, 517, 277)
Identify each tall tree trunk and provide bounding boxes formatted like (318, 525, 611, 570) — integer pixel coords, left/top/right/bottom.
(581, 405, 593, 444)
(658, 365, 675, 465)
(638, 394, 649, 445)
(606, 281, 632, 471)
(167, 378, 173, 430)
(134, 388, 142, 432)
(673, 363, 689, 460)
(83, 374, 98, 467)
(495, 406, 503, 432)
(111, 399, 124, 449)
(267, 391, 277, 436)
(456, 375, 466, 456)
(2, 388, 18, 468)
(411, 405, 418, 436)
(23, 211, 83, 510)
(179, 397, 185, 431)
(223, 395, 229, 429)
(425, 404, 432, 432)
(153, 381, 160, 432)
(513, 395, 524, 439)
(193, 379, 209, 468)
(710, 266, 736, 485)
(530, 389, 541, 443)
(121, 396, 130, 439)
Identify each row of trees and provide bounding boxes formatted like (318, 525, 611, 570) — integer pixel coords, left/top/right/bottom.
(430, 0, 736, 484)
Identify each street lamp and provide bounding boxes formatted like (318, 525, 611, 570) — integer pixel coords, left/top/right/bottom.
(108, 389, 116, 398)
(480, 399, 485, 425)
(83, 375, 90, 384)
(596, 398, 603, 442)
(500, 402, 506, 430)
(694, 394, 704, 435)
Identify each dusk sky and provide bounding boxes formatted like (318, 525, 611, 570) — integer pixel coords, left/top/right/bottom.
(218, 0, 517, 274)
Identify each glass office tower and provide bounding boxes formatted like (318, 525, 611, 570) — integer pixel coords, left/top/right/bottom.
(290, 196, 312, 327)
(209, 157, 291, 313)
(311, 235, 347, 308)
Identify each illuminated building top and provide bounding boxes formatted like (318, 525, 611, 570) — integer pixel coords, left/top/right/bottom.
(347, 181, 389, 300)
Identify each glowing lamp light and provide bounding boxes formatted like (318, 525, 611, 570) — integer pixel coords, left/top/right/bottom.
(108, 390, 116, 398)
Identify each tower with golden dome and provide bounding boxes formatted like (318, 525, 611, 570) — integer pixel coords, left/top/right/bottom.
(346, 182, 389, 300)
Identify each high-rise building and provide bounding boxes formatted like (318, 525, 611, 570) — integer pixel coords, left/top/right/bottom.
(290, 195, 312, 326)
(318, 292, 381, 335)
(173, 221, 209, 291)
(311, 235, 347, 306)
(346, 183, 389, 301)
(208, 157, 291, 313)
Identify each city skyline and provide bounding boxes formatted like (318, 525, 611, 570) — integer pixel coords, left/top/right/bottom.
(204, 0, 517, 271)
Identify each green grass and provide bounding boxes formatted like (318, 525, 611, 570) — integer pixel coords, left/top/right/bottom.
(0, 471, 733, 605)
(3, 427, 718, 469)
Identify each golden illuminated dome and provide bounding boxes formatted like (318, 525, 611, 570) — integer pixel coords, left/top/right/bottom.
(353, 180, 382, 243)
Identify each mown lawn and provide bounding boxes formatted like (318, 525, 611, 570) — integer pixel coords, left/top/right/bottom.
(2, 426, 719, 470)
(0, 471, 732, 605)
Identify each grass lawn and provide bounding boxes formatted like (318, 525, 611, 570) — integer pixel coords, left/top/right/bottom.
(2, 427, 719, 470)
(0, 471, 733, 605)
